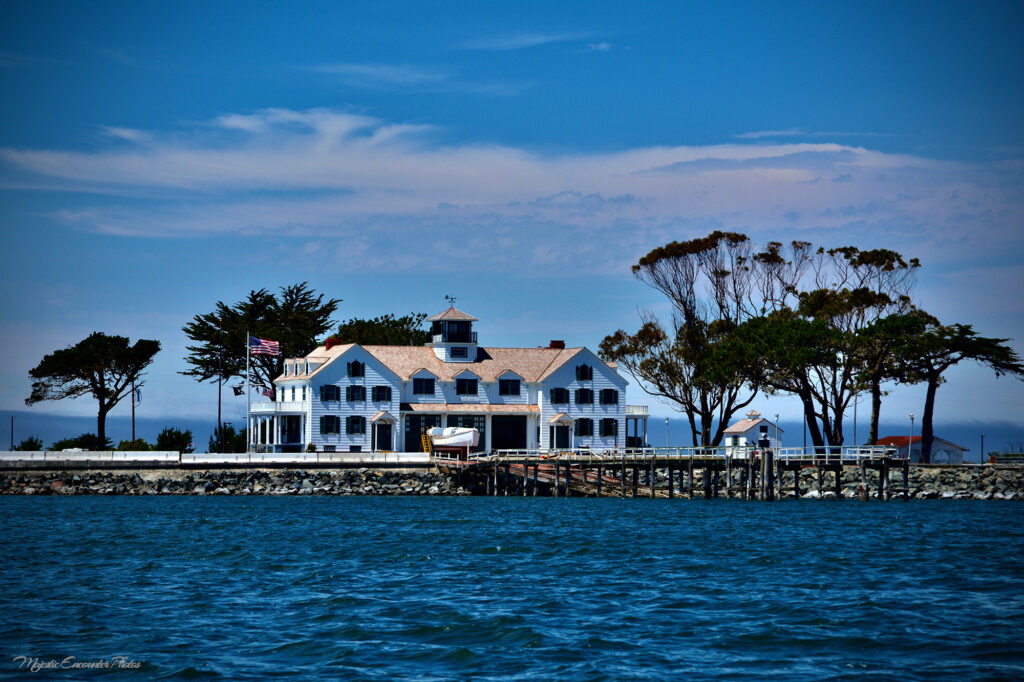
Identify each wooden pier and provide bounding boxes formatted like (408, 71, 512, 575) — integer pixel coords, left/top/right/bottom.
(432, 446, 908, 500)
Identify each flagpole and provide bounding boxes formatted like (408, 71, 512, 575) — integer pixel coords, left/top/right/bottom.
(246, 330, 251, 452)
(131, 379, 136, 445)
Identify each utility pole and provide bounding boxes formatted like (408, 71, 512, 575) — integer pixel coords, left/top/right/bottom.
(981, 433, 986, 465)
(665, 417, 669, 448)
(9, 415, 13, 450)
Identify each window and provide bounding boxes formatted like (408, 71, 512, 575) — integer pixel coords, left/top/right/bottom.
(574, 388, 594, 405)
(347, 385, 366, 401)
(291, 387, 295, 401)
(576, 364, 593, 381)
(372, 385, 392, 402)
(600, 418, 618, 437)
(600, 389, 619, 405)
(320, 415, 340, 434)
(450, 346, 468, 358)
(320, 385, 341, 401)
(759, 425, 769, 433)
(574, 418, 594, 437)
(348, 360, 364, 378)
(550, 387, 569, 404)
(301, 386, 306, 401)
(346, 416, 366, 434)
(456, 378, 478, 395)
(349, 445, 362, 453)
(413, 378, 435, 395)
(499, 379, 520, 396)
(323, 445, 336, 453)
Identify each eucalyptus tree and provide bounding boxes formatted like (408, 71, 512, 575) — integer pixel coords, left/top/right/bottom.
(601, 231, 758, 446)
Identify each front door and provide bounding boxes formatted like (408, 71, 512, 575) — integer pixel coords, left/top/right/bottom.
(374, 422, 392, 451)
(550, 424, 569, 449)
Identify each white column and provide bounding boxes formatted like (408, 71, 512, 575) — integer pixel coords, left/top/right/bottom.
(485, 415, 492, 451)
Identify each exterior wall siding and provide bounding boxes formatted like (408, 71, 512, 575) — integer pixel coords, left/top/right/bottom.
(308, 348, 401, 452)
(538, 349, 626, 450)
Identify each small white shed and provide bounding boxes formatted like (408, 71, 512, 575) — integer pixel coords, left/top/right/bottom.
(723, 410, 783, 450)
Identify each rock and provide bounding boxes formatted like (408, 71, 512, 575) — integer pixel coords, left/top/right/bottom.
(22, 487, 36, 495)
(214, 487, 231, 495)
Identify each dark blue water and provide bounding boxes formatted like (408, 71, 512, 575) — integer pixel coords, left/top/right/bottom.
(2, 498, 1022, 679)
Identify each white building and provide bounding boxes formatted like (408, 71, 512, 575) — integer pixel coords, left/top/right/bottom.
(249, 307, 649, 453)
(723, 410, 783, 453)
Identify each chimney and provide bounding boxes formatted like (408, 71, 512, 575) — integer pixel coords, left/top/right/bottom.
(325, 337, 343, 351)
(549, 339, 565, 349)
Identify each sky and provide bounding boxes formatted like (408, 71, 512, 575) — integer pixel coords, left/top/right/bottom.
(1, 1, 1023, 449)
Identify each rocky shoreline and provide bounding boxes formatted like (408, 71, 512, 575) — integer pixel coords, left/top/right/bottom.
(0, 465, 1022, 498)
(0, 469, 476, 496)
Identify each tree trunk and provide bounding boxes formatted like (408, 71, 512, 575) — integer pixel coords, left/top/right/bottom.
(799, 392, 825, 450)
(921, 377, 939, 464)
(97, 404, 108, 449)
(868, 377, 882, 445)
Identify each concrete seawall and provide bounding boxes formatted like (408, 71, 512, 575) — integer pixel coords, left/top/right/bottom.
(1, 464, 1022, 498)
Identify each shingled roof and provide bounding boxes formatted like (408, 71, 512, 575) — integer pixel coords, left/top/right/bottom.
(426, 307, 478, 322)
(277, 343, 609, 383)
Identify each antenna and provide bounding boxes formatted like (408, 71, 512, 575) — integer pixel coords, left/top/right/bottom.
(445, 295, 457, 307)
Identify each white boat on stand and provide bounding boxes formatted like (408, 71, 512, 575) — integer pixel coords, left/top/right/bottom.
(426, 427, 481, 459)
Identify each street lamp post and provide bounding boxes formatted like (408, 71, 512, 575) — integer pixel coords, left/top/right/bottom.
(775, 413, 780, 449)
(908, 414, 915, 461)
(981, 433, 986, 465)
(665, 417, 669, 449)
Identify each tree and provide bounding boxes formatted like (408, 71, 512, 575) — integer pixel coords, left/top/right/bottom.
(209, 422, 247, 453)
(731, 244, 918, 450)
(117, 438, 151, 451)
(49, 433, 114, 451)
(182, 282, 340, 399)
(855, 311, 932, 444)
(892, 320, 1024, 462)
(26, 333, 161, 446)
(156, 427, 194, 453)
(13, 436, 43, 451)
(601, 232, 757, 446)
(332, 313, 429, 346)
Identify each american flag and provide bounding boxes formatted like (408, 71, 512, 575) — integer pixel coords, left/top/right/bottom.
(261, 387, 274, 398)
(249, 336, 280, 356)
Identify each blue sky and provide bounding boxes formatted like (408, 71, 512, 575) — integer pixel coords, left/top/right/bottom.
(1, 1, 1023, 446)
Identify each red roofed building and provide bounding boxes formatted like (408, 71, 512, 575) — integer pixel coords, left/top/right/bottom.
(874, 436, 968, 464)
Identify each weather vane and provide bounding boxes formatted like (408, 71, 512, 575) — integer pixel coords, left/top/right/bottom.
(445, 295, 457, 307)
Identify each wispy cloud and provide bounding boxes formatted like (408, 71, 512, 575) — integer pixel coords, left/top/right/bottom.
(97, 47, 135, 66)
(1, 107, 1021, 275)
(306, 62, 530, 96)
(584, 42, 614, 52)
(0, 51, 60, 68)
(308, 62, 450, 86)
(736, 129, 893, 140)
(457, 32, 593, 51)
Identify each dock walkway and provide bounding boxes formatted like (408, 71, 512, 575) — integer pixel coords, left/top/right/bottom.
(433, 446, 907, 500)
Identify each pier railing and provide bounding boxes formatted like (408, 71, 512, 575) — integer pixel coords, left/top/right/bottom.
(483, 445, 897, 463)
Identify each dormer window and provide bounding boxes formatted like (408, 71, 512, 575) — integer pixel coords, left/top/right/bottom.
(450, 347, 468, 359)
(455, 378, 478, 395)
